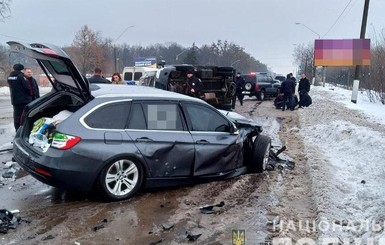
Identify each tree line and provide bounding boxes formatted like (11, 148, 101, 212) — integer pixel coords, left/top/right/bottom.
(0, 24, 268, 85)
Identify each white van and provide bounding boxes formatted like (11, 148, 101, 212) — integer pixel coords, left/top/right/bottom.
(122, 66, 158, 85)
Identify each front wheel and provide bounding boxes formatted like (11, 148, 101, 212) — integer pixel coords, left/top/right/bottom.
(98, 158, 144, 201)
(249, 135, 271, 173)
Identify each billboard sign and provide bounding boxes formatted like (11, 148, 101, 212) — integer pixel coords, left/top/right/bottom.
(314, 39, 370, 66)
(134, 57, 157, 67)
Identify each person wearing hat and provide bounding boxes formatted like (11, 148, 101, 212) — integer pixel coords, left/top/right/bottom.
(7, 64, 39, 131)
(231, 72, 245, 109)
(183, 70, 203, 97)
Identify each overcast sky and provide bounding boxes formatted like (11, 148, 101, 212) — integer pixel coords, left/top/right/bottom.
(0, 0, 383, 75)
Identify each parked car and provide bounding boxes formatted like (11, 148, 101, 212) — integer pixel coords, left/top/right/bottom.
(274, 75, 286, 83)
(155, 65, 236, 110)
(241, 72, 281, 100)
(9, 41, 272, 201)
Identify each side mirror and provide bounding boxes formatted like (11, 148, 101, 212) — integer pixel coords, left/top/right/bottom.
(230, 124, 239, 135)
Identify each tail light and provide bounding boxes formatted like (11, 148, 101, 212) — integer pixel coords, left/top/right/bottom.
(254, 83, 259, 92)
(51, 132, 81, 150)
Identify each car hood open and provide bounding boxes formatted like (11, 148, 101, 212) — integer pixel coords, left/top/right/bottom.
(7, 41, 92, 103)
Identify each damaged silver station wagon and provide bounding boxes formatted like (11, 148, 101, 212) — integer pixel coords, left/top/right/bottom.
(9, 41, 272, 201)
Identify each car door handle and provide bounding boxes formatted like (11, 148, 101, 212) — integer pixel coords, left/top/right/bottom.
(136, 137, 153, 142)
(196, 140, 209, 144)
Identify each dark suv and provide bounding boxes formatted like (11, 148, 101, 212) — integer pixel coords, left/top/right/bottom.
(241, 72, 281, 100)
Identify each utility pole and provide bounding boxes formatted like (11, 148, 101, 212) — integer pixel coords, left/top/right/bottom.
(352, 0, 370, 104)
(354, 0, 370, 80)
(113, 25, 135, 73)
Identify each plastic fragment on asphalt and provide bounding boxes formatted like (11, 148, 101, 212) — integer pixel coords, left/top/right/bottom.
(93, 218, 108, 231)
(186, 232, 202, 241)
(149, 238, 164, 245)
(42, 234, 55, 241)
(199, 201, 225, 214)
(161, 223, 174, 231)
(0, 209, 19, 234)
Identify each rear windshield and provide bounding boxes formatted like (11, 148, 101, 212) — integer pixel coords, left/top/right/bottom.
(124, 72, 143, 81)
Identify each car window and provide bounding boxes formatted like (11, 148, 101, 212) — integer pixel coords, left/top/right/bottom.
(84, 101, 130, 129)
(124, 72, 133, 81)
(128, 102, 184, 131)
(184, 104, 230, 132)
(134, 72, 142, 80)
(242, 75, 256, 83)
(127, 103, 146, 130)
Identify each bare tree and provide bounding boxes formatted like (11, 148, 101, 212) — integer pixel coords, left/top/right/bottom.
(293, 43, 314, 77)
(69, 25, 105, 74)
(0, 0, 11, 22)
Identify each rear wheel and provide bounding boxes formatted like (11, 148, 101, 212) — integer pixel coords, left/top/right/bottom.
(98, 158, 144, 201)
(256, 90, 265, 101)
(249, 135, 271, 173)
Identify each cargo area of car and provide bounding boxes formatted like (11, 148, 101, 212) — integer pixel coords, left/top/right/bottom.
(21, 93, 86, 152)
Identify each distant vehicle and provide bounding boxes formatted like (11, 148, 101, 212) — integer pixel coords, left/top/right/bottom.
(9, 41, 272, 201)
(122, 66, 158, 85)
(274, 75, 286, 83)
(155, 65, 236, 110)
(241, 72, 281, 100)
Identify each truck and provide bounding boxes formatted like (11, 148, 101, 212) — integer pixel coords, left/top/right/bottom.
(155, 65, 236, 110)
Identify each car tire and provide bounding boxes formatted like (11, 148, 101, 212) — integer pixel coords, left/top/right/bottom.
(244, 82, 252, 91)
(98, 158, 144, 201)
(249, 135, 271, 173)
(257, 90, 265, 101)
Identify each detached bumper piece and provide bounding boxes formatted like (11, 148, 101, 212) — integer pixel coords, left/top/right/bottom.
(0, 209, 19, 234)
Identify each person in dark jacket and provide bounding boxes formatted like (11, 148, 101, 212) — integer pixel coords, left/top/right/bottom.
(88, 67, 111, 84)
(298, 72, 311, 108)
(184, 70, 203, 97)
(7, 64, 40, 131)
(232, 72, 245, 109)
(279, 74, 296, 111)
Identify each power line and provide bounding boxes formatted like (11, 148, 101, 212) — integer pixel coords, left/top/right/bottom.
(323, 0, 354, 37)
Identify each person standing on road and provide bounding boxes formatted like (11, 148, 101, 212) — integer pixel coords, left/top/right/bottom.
(184, 70, 203, 97)
(88, 68, 111, 84)
(279, 74, 296, 111)
(298, 72, 311, 108)
(7, 65, 40, 131)
(289, 72, 297, 87)
(231, 72, 245, 109)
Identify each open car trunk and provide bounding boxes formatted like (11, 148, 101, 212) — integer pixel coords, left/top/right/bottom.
(20, 91, 86, 152)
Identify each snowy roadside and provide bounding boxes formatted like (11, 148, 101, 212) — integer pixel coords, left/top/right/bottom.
(0, 86, 52, 147)
(298, 85, 385, 242)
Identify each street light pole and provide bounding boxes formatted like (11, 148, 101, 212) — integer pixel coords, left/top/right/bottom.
(295, 22, 321, 85)
(295, 22, 320, 39)
(230, 60, 240, 67)
(175, 49, 188, 63)
(113, 25, 135, 72)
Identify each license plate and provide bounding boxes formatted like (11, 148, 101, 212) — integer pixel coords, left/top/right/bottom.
(242, 91, 250, 94)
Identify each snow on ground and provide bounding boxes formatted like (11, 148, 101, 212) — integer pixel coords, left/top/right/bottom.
(299, 85, 385, 242)
(0, 86, 53, 147)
